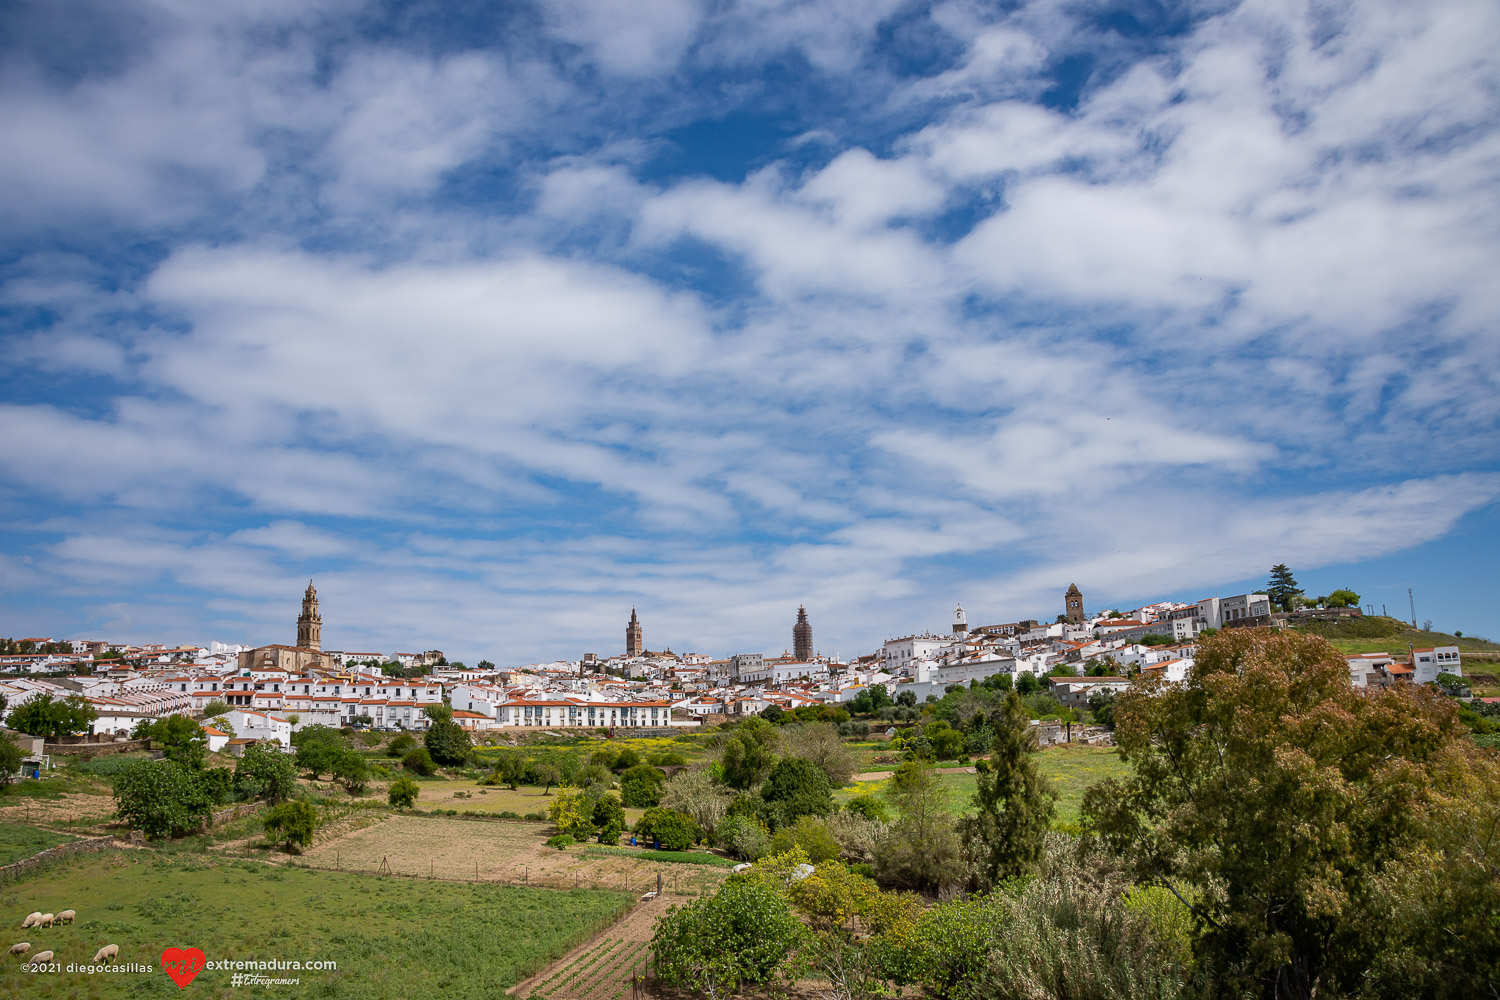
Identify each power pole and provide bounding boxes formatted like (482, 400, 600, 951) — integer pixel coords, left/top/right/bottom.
(1409, 589, 1417, 628)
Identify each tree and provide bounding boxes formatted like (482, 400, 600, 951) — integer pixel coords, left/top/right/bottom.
(1087, 687, 1118, 729)
(402, 747, 437, 775)
(291, 725, 346, 779)
(1083, 627, 1500, 1000)
(759, 756, 833, 829)
(331, 749, 370, 794)
(780, 722, 857, 786)
(895, 689, 918, 707)
(875, 762, 960, 892)
(534, 763, 561, 794)
(424, 715, 472, 766)
(477, 660, 495, 671)
(620, 763, 666, 807)
(202, 700, 231, 718)
(593, 794, 626, 844)
(1325, 588, 1360, 608)
(961, 690, 1056, 887)
(8, 693, 98, 738)
(548, 786, 596, 838)
(386, 733, 415, 758)
(234, 742, 298, 803)
(133, 714, 208, 770)
(0, 738, 25, 791)
(113, 760, 213, 839)
(1015, 672, 1041, 695)
(662, 768, 732, 836)
(651, 875, 806, 999)
(263, 800, 318, 853)
(388, 775, 419, 808)
(635, 807, 703, 850)
(1266, 563, 1301, 612)
(721, 717, 779, 790)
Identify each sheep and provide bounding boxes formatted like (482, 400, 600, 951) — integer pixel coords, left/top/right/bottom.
(92, 944, 119, 964)
(56, 910, 75, 925)
(9, 943, 29, 957)
(19, 913, 40, 929)
(31, 950, 53, 964)
(37, 914, 54, 929)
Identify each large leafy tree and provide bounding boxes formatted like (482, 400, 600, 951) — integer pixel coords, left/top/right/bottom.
(960, 689, 1056, 887)
(650, 875, 805, 999)
(1266, 563, 1301, 612)
(619, 763, 666, 807)
(8, 693, 98, 738)
(423, 711, 472, 766)
(133, 714, 208, 770)
(234, 742, 298, 803)
(113, 759, 214, 839)
(1083, 628, 1500, 999)
(290, 724, 346, 779)
(721, 716, 779, 790)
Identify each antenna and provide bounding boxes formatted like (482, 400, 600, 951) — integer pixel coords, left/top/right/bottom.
(1408, 589, 1417, 629)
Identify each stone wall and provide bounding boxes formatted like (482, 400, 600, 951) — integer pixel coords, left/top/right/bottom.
(0, 836, 119, 883)
(43, 738, 149, 758)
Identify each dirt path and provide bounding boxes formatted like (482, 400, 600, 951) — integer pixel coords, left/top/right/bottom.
(510, 895, 671, 1000)
(852, 765, 976, 781)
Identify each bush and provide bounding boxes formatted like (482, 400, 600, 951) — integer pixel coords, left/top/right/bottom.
(844, 793, 892, 822)
(331, 749, 370, 794)
(759, 756, 833, 830)
(620, 763, 666, 808)
(388, 775, 420, 808)
(424, 718, 472, 766)
(112, 760, 214, 839)
(234, 743, 298, 803)
(594, 794, 626, 844)
(651, 876, 806, 997)
(403, 747, 437, 775)
(715, 813, 772, 861)
(386, 733, 416, 758)
(635, 807, 703, 851)
(546, 833, 574, 850)
(770, 815, 841, 862)
(263, 800, 318, 854)
(0, 739, 24, 792)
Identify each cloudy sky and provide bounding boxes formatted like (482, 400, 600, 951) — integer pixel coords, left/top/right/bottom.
(1, 0, 1497, 664)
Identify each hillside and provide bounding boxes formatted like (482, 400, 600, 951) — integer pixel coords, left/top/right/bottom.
(1294, 615, 1500, 663)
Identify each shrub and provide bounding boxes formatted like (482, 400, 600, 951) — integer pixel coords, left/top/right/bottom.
(546, 833, 574, 850)
(112, 760, 213, 839)
(620, 763, 666, 808)
(386, 733, 416, 758)
(635, 807, 703, 851)
(388, 775, 420, 808)
(759, 756, 833, 830)
(651, 876, 806, 997)
(234, 743, 298, 803)
(424, 717, 472, 766)
(843, 793, 892, 822)
(291, 725, 347, 779)
(715, 813, 772, 861)
(548, 786, 596, 839)
(770, 815, 841, 863)
(263, 800, 318, 854)
(403, 747, 437, 775)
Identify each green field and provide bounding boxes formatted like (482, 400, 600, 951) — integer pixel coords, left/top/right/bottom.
(405, 781, 649, 825)
(0, 852, 632, 999)
(0, 822, 76, 865)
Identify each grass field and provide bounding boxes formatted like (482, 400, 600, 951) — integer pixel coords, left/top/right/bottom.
(1296, 616, 1500, 663)
(404, 781, 647, 825)
(0, 821, 76, 864)
(0, 852, 631, 999)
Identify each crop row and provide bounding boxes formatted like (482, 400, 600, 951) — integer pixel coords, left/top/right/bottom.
(529, 938, 619, 997)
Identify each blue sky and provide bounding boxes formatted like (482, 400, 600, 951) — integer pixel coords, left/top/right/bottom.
(1, 0, 1497, 664)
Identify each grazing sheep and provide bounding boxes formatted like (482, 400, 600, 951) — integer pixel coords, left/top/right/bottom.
(20, 913, 40, 929)
(8, 943, 29, 957)
(56, 910, 75, 925)
(92, 944, 119, 964)
(31, 950, 53, 964)
(37, 914, 54, 929)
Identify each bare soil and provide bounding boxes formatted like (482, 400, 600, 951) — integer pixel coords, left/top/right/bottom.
(511, 895, 671, 1000)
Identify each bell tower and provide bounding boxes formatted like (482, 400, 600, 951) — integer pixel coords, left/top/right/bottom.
(953, 603, 968, 635)
(626, 608, 643, 657)
(793, 606, 813, 661)
(1065, 583, 1084, 625)
(297, 580, 322, 651)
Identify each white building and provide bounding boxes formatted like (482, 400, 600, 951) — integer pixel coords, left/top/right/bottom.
(1410, 646, 1461, 685)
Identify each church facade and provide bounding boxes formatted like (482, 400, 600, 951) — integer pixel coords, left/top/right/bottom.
(238, 581, 339, 673)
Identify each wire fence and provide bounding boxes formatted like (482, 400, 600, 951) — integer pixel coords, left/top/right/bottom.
(289, 852, 711, 898)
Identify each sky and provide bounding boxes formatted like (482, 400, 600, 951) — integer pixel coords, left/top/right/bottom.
(1, 0, 1497, 665)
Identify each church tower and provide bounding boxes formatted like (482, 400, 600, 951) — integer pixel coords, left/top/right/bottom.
(1065, 583, 1084, 625)
(953, 603, 968, 635)
(626, 608, 643, 657)
(297, 580, 322, 651)
(793, 606, 813, 661)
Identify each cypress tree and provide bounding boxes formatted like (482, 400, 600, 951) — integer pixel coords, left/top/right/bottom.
(961, 689, 1056, 887)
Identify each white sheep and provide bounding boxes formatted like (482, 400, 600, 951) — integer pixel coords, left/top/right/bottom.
(56, 910, 75, 925)
(31, 950, 53, 964)
(19, 913, 40, 929)
(92, 944, 119, 964)
(37, 914, 54, 929)
(8, 943, 29, 957)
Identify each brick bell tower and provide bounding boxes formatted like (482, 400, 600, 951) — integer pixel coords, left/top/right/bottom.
(793, 606, 813, 661)
(297, 580, 322, 651)
(1065, 583, 1084, 625)
(626, 607, 643, 657)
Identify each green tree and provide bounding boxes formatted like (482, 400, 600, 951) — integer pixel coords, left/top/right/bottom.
(1086, 687, 1117, 729)
(1266, 563, 1301, 612)
(234, 742, 298, 803)
(0, 738, 26, 791)
(1083, 627, 1500, 999)
(1325, 588, 1360, 608)
(875, 762, 960, 892)
(331, 749, 370, 793)
(263, 800, 318, 853)
(423, 715, 472, 766)
(133, 714, 208, 770)
(635, 807, 703, 850)
(290, 725, 346, 779)
(650, 876, 806, 999)
(386, 733, 415, 758)
(769, 815, 841, 862)
(593, 794, 626, 844)
(759, 756, 833, 830)
(620, 763, 666, 807)
(534, 763, 561, 794)
(661, 767, 733, 836)
(113, 760, 214, 839)
(202, 700, 231, 718)
(388, 774, 419, 808)
(402, 747, 437, 775)
(960, 690, 1056, 887)
(8, 693, 98, 738)
(779, 722, 857, 786)
(721, 716, 779, 790)
(548, 786, 596, 838)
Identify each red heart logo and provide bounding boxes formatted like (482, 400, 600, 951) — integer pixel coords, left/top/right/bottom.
(161, 947, 206, 989)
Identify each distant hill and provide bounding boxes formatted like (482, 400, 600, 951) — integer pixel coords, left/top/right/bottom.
(1294, 615, 1500, 663)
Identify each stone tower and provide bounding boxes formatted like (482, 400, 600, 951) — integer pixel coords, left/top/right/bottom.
(626, 608, 643, 657)
(297, 580, 322, 651)
(953, 603, 968, 635)
(793, 606, 813, 661)
(1065, 583, 1084, 625)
